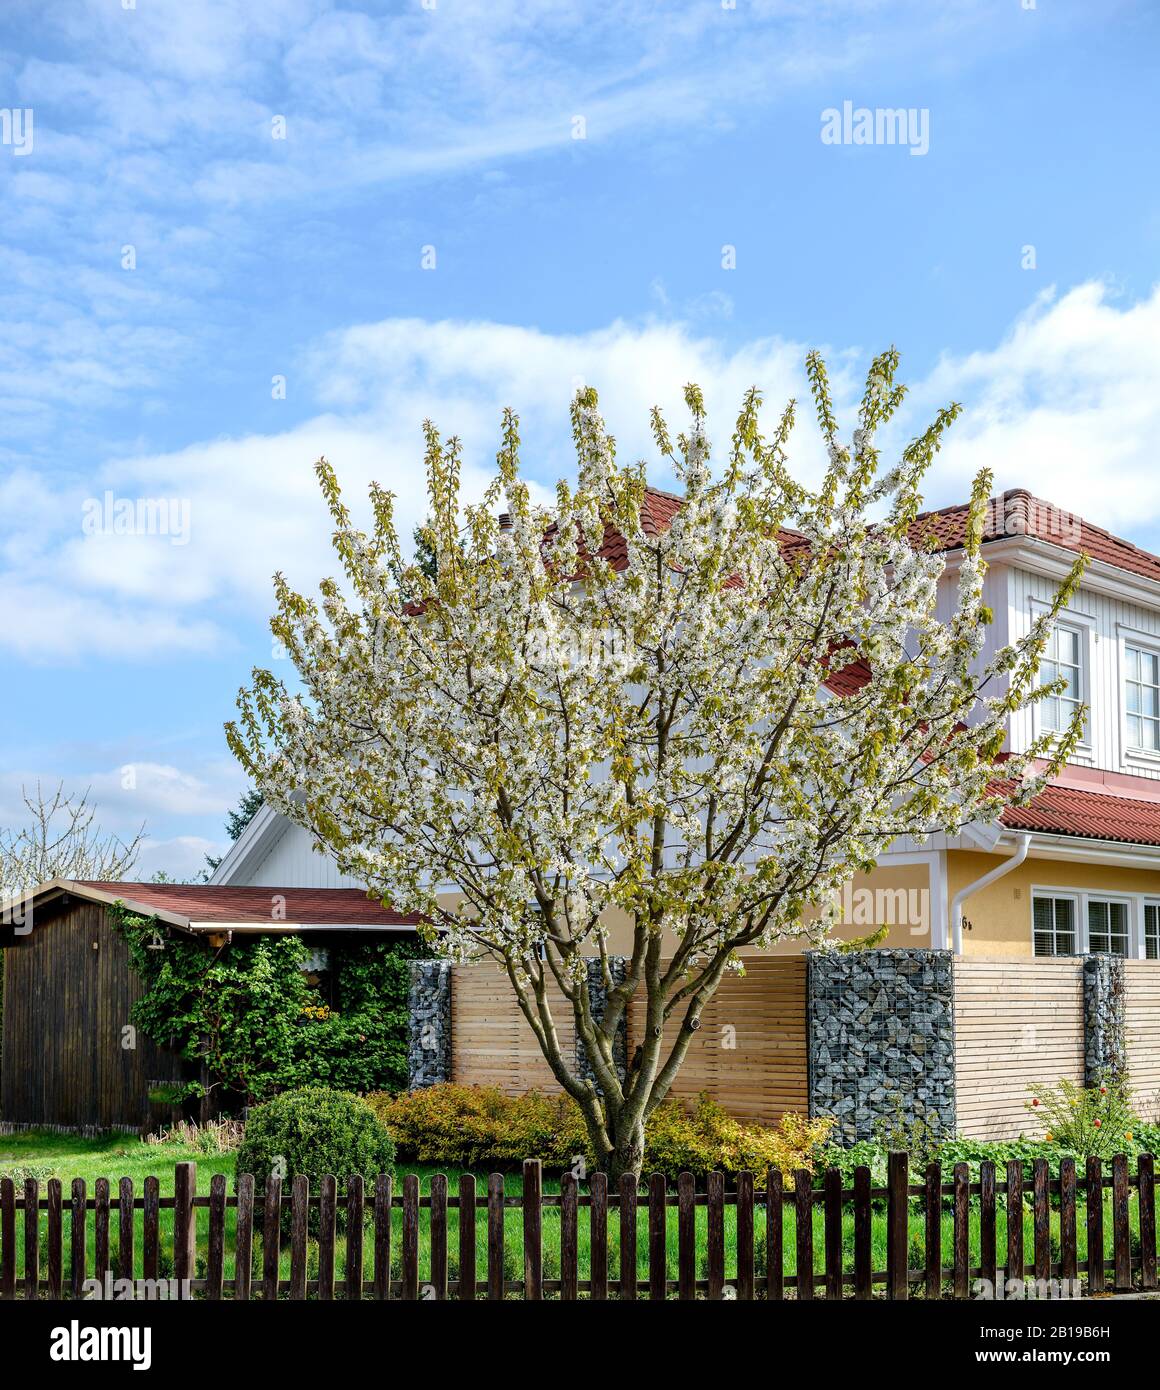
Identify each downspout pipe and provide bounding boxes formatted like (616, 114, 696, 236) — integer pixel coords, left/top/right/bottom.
(951, 832, 1032, 955)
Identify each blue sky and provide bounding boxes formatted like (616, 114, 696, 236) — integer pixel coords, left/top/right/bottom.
(2, 0, 1158, 876)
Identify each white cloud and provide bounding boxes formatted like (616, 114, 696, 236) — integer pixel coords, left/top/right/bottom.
(135, 835, 222, 883)
(0, 0, 1016, 433)
(915, 281, 1160, 530)
(5, 280, 1160, 662)
(0, 760, 243, 833)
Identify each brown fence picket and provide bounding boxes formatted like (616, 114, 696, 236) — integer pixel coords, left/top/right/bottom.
(143, 1176, 159, 1285)
(678, 1172, 695, 1301)
(1086, 1157, 1104, 1294)
(886, 1152, 907, 1301)
(118, 1178, 134, 1287)
(590, 1172, 608, 1301)
(288, 1178, 308, 1295)
(1060, 1158, 1077, 1285)
(401, 1173, 419, 1301)
(289, 1175, 309, 1301)
(560, 1173, 578, 1302)
(708, 1172, 725, 1301)
(737, 1170, 754, 1302)
(648, 1174, 666, 1301)
(235, 1174, 254, 1302)
(793, 1169, 813, 1301)
(46, 1179, 62, 1300)
(0, 1178, 14, 1300)
(522, 1160, 542, 1301)
(619, 1174, 637, 1301)
(429, 1173, 447, 1301)
(1112, 1154, 1131, 1292)
(767, 1169, 784, 1302)
(487, 1173, 504, 1301)
(93, 1178, 109, 1286)
(261, 1173, 282, 1301)
(853, 1166, 871, 1300)
(206, 1173, 226, 1301)
(345, 1174, 363, 1302)
(318, 1174, 336, 1302)
(922, 1163, 940, 1300)
(174, 1162, 196, 1300)
(1139, 1154, 1157, 1292)
(70, 1178, 86, 1299)
(823, 1168, 842, 1301)
(1006, 1160, 1023, 1281)
(953, 1164, 969, 1300)
(373, 1173, 391, 1301)
(1033, 1158, 1050, 1283)
(457, 1174, 475, 1302)
(24, 1178, 39, 1301)
(979, 1161, 996, 1294)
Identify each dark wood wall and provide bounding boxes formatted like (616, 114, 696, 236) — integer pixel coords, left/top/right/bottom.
(1, 900, 185, 1131)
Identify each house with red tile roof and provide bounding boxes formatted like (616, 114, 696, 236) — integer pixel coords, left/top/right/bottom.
(211, 487, 1160, 964)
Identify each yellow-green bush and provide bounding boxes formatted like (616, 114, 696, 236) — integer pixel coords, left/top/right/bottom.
(366, 1084, 589, 1168)
(368, 1084, 832, 1185)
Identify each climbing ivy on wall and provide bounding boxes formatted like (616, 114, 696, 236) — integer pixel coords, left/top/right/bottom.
(110, 903, 428, 1105)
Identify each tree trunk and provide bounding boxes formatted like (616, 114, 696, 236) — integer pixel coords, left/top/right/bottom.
(605, 1118, 646, 1183)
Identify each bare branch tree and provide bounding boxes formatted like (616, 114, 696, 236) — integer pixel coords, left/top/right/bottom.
(0, 781, 145, 893)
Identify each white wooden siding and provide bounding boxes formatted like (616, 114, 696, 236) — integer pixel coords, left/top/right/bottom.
(1006, 567, 1160, 779)
(242, 821, 365, 888)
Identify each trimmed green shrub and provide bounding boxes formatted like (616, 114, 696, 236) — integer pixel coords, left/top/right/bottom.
(235, 1086, 395, 1230)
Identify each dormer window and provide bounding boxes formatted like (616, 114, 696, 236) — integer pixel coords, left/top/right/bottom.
(1040, 623, 1083, 734)
(1125, 645, 1160, 752)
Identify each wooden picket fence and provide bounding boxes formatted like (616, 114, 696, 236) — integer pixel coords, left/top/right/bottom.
(1, 1152, 1157, 1300)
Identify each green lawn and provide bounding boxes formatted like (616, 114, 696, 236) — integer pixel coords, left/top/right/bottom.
(0, 1130, 1146, 1295)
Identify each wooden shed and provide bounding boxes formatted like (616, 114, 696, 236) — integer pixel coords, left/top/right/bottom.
(0, 879, 420, 1134)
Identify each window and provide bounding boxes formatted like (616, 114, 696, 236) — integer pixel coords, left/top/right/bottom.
(1033, 896, 1076, 956)
(1040, 624, 1083, 734)
(1087, 899, 1130, 956)
(1125, 645, 1160, 752)
(1146, 903, 1160, 961)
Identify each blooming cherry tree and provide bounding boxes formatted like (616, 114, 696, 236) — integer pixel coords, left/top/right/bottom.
(228, 351, 1083, 1177)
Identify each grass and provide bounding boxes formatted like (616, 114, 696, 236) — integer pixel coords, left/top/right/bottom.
(0, 1130, 1147, 1294)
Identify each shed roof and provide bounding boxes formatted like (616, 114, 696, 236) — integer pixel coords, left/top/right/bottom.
(1, 878, 422, 936)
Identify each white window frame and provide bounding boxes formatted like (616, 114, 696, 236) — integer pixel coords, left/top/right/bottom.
(1031, 890, 1080, 957)
(1145, 899, 1160, 961)
(1031, 885, 1146, 958)
(1085, 894, 1134, 957)
(1117, 623, 1160, 769)
(1031, 601, 1093, 752)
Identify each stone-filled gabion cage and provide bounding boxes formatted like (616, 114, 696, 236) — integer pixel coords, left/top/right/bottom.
(807, 948, 956, 1144)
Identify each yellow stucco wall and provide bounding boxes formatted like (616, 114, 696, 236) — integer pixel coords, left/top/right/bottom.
(948, 850, 1160, 957)
(436, 860, 933, 957)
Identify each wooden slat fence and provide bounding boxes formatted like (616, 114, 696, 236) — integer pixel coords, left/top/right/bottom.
(1, 1154, 1157, 1300)
(954, 957, 1085, 1140)
(627, 957, 808, 1125)
(451, 963, 575, 1094)
(1125, 960, 1160, 1123)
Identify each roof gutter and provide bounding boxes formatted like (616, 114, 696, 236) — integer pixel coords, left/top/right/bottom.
(951, 832, 1031, 955)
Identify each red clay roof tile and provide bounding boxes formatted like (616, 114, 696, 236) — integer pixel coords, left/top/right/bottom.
(1000, 783, 1160, 848)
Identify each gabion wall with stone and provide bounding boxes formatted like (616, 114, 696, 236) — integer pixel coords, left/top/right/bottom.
(1083, 953, 1126, 1087)
(407, 959, 452, 1088)
(808, 948, 956, 1144)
